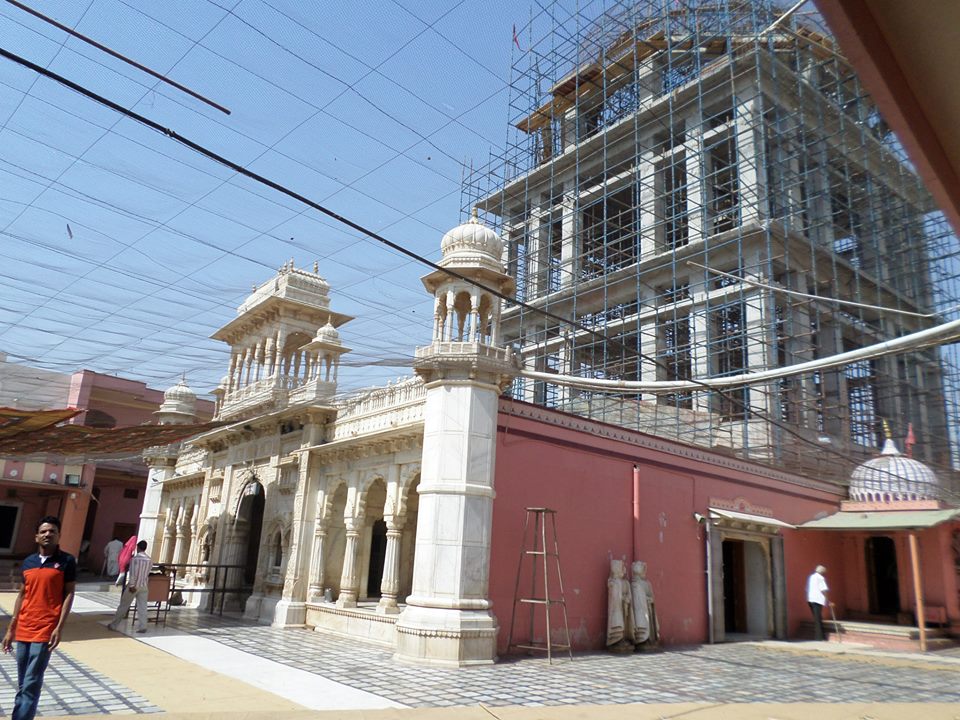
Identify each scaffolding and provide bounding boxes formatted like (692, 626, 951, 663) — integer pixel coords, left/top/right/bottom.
(463, 0, 960, 493)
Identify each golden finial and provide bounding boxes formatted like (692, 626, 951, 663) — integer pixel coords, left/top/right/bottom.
(882, 419, 892, 440)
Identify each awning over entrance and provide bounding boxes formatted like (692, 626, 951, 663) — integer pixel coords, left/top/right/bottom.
(709, 508, 794, 529)
(800, 508, 960, 531)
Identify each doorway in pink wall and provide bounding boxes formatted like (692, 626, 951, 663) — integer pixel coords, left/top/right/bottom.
(866, 536, 900, 617)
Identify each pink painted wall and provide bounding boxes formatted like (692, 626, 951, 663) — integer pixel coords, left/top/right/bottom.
(2, 460, 25, 481)
(827, 524, 959, 625)
(5, 369, 213, 562)
(87, 482, 144, 571)
(490, 402, 844, 651)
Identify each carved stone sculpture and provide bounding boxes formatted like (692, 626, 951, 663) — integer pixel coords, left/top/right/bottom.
(631, 560, 660, 649)
(606, 558, 634, 650)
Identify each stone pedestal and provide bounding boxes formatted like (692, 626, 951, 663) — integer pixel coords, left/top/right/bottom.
(272, 599, 306, 627)
(394, 381, 504, 666)
(395, 605, 498, 666)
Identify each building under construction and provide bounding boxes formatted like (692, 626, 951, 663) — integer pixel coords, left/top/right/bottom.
(464, 0, 960, 489)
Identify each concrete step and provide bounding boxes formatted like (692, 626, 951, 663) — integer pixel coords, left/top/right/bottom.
(799, 621, 958, 651)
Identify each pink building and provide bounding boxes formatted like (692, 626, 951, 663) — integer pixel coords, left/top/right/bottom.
(0, 355, 212, 573)
(490, 399, 845, 651)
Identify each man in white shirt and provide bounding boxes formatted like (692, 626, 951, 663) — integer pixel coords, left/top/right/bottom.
(102, 537, 123, 577)
(806, 564, 829, 640)
(107, 541, 152, 634)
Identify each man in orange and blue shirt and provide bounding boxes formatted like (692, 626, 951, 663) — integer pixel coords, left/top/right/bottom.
(2, 515, 76, 720)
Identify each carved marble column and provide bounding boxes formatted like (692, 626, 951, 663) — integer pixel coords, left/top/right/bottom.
(308, 524, 328, 602)
(226, 353, 238, 393)
(160, 506, 178, 564)
(377, 516, 404, 614)
(337, 517, 361, 608)
(273, 454, 317, 627)
(138, 453, 177, 553)
(172, 504, 192, 576)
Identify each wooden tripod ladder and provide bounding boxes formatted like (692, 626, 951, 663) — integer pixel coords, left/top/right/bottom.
(507, 507, 573, 663)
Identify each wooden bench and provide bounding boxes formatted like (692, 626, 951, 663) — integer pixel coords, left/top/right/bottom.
(130, 570, 176, 626)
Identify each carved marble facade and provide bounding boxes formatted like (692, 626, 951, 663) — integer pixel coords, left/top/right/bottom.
(145, 217, 516, 665)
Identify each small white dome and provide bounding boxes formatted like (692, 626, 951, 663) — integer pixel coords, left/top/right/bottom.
(156, 378, 197, 424)
(849, 439, 940, 502)
(164, 378, 196, 401)
(440, 215, 502, 260)
(314, 321, 341, 344)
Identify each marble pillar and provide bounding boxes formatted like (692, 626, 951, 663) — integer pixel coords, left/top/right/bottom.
(337, 518, 361, 608)
(308, 525, 327, 602)
(377, 517, 404, 614)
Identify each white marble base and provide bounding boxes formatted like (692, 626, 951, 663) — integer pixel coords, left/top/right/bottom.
(243, 593, 264, 620)
(376, 599, 400, 615)
(273, 599, 306, 627)
(394, 605, 498, 666)
(306, 601, 398, 647)
(243, 593, 282, 624)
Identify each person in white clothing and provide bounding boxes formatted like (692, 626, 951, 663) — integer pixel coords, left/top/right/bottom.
(806, 564, 829, 640)
(102, 537, 123, 577)
(107, 541, 152, 634)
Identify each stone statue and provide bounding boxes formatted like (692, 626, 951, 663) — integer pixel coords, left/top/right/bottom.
(631, 560, 660, 649)
(606, 558, 634, 650)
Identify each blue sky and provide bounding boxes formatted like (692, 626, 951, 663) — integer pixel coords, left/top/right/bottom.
(0, 0, 531, 398)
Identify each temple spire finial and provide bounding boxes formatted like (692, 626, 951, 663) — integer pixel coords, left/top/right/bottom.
(882, 418, 892, 440)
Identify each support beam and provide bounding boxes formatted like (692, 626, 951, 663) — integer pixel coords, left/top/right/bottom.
(908, 531, 927, 652)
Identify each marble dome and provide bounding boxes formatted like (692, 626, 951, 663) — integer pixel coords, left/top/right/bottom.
(314, 321, 341, 344)
(848, 439, 940, 502)
(157, 378, 198, 421)
(164, 378, 196, 402)
(439, 215, 503, 260)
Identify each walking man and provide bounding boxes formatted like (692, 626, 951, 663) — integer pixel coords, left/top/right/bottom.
(2, 516, 76, 720)
(107, 540, 152, 633)
(806, 564, 829, 640)
(102, 536, 123, 577)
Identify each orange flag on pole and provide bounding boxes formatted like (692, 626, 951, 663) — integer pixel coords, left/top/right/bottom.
(905, 422, 916, 458)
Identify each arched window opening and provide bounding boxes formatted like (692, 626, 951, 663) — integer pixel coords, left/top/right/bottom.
(478, 294, 493, 342)
(453, 291, 472, 341)
(271, 530, 284, 571)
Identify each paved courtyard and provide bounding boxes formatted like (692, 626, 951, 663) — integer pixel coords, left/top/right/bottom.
(0, 646, 161, 717)
(3, 590, 960, 717)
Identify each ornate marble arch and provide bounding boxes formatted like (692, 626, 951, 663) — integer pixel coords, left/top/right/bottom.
(356, 473, 387, 520)
(233, 476, 265, 518)
(318, 476, 347, 524)
(196, 518, 218, 563)
(258, 513, 292, 584)
(395, 464, 421, 519)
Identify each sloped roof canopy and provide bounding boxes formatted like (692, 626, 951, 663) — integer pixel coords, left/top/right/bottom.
(800, 508, 960, 531)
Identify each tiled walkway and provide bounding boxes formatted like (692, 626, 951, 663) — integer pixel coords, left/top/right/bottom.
(183, 623, 960, 706)
(82, 592, 960, 707)
(0, 648, 161, 716)
(6, 590, 960, 716)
